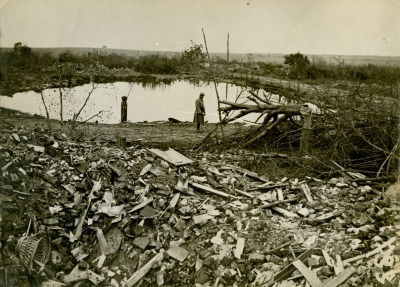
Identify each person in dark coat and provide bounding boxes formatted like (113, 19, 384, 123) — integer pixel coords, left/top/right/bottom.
(193, 92, 205, 131)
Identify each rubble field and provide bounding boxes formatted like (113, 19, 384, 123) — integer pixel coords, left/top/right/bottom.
(0, 110, 399, 287)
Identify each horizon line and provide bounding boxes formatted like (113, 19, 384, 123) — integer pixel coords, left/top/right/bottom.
(1, 46, 400, 58)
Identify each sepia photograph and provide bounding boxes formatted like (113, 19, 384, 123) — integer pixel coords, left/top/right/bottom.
(0, 0, 399, 286)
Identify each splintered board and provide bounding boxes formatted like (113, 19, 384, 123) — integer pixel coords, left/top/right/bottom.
(148, 148, 193, 166)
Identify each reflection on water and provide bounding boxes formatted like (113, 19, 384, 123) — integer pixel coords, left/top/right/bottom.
(0, 80, 282, 124)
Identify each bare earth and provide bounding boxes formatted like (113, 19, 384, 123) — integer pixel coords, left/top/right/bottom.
(0, 107, 245, 149)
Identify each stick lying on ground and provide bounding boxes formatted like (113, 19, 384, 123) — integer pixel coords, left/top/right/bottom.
(125, 252, 164, 287)
(190, 182, 238, 199)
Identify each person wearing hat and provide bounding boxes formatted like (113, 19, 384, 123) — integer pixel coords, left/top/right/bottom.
(193, 92, 206, 131)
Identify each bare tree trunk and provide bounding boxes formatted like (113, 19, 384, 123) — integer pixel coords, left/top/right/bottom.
(40, 91, 50, 120)
(40, 91, 51, 129)
(225, 33, 229, 101)
(68, 83, 100, 135)
(202, 28, 225, 141)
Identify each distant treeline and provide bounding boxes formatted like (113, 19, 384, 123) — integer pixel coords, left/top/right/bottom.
(1, 43, 400, 84)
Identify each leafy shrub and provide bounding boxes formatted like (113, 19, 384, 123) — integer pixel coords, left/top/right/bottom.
(284, 53, 310, 79)
(180, 41, 206, 69)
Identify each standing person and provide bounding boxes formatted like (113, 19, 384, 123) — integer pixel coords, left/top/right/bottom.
(193, 92, 206, 131)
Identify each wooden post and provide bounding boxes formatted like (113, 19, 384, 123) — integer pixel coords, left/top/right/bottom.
(300, 128, 312, 153)
(121, 96, 127, 123)
(300, 105, 313, 153)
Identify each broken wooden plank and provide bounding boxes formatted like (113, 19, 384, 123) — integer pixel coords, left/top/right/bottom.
(250, 183, 287, 191)
(266, 248, 314, 286)
(320, 267, 356, 287)
(167, 246, 190, 262)
(148, 148, 193, 166)
(74, 205, 90, 240)
(96, 254, 106, 268)
(234, 238, 245, 259)
(333, 255, 344, 275)
(63, 264, 105, 284)
(190, 182, 238, 199)
(225, 164, 269, 183)
(193, 214, 214, 225)
(330, 160, 352, 180)
(346, 171, 366, 179)
(169, 193, 180, 209)
(190, 175, 208, 183)
(322, 250, 335, 267)
(32, 145, 45, 153)
(289, 245, 296, 259)
(234, 188, 255, 198)
(277, 188, 284, 201)
(176, 172, 189, 191)
(343, 237, 397, 264)
(365, 236, 396, 258)
(1, 162, 12, 171)
(300, 183, 314, 202)
(125, 252, 164, 287)
(12, 133, 20, 142)
(96, 229, 112, 255)
(62, 184, 76, 195)
(292, 259, 322, 287)
(303, 209, 343, 224)
(297, 207, 310, 217)
(139, 164, 152, 176)
(271, 206, 299, 218)
(77, 183, 117, 237)
(103, 227, 123, 255)
(259, 197, 298, 209)
(272, 190, 277, 202)
(128, 197, 154, 213)
(173, 186, 196, 196)
(149, 168, 164, 177)
(265, 240, 295, 255)
(12, 189, 30, 196)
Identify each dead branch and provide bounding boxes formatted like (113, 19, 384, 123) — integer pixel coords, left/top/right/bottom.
(72, 83, 98, 123)
(243, 115, 289, 146)
(219, 100, 285, 112)
(40, 91, 50, 120)
(249, 90, 273, 105)
(82, 110, 106, 123)
(377, 143, 399, 177)
(247, 96, 263, 108)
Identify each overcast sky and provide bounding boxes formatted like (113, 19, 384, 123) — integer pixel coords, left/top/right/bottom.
(0, 0, 399, 56)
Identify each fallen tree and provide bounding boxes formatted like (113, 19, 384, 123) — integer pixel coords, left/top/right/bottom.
(219, 101, 303, 146)
(203, 90, 307, 147)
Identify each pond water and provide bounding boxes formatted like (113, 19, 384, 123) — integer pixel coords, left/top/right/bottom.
(0, 80, 284, 124)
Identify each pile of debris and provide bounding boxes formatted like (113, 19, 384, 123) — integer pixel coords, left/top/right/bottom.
(0, 124, 399, 286)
